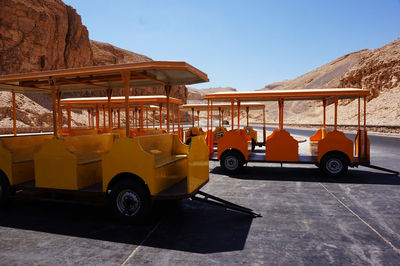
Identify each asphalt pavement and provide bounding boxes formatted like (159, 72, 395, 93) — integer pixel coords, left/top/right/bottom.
(0, 128, 399, 265)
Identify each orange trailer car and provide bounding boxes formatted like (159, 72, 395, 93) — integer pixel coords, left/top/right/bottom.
(204, 88, 398, 177)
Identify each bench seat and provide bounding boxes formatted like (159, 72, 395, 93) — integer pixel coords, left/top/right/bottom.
(154, 154, 187, 168)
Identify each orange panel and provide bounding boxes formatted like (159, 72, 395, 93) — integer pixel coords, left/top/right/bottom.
(265, 129, 298, 162)
(310, 128, 327, 142)
(354, 129, 370, 162)
(217, 130, 248, 160)
(318, 130, 353, 163)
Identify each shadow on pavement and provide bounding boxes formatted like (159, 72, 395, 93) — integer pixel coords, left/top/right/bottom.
(211, 165, 400, 185)
(0, 196, 252, 254)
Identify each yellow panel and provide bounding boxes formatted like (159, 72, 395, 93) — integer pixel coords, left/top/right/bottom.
(34, 138, 78, 189)
(102, 137, 155, 193)
(187, 136, 209, 193)
(12, 161, 35, 185)
(0, 135, 52, 185)
(0, 141, 13, 184)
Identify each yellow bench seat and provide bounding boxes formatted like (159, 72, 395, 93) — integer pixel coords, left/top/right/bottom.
(154, 154, 187, 168)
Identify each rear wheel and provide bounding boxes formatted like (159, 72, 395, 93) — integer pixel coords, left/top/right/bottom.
(109, 179, 151, 223)
(320, 153, 348, 177)
(220, 150, 244, 173)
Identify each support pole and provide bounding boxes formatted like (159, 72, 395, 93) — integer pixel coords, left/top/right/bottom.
(197, 110, 200, 128)
(246, 107, 249, 127)
(12, 91, 16, 136)
(218, 107, 221, 127)
(221, 110, 224, 127)
(237, 101, 240, 129)
(165, 85, 171, 133)
(48, 77, 58, 138)
(263, 106, 266, 143)
(191, 108, 195, 127)
(67, 105, 72, 132)
(107, 88, 112, 130)
(159, 104, 162, 129)
(177, 106, 180, 134)
(146, 107, 149, 128)
(279, 98, 284, 130)
(121, 71, 131, 137)
(118, 108, 121, 128)
(172, 104, 175, 132)
(132, 108, 136, 128)
(57, 91, 62, 133)
(140, 103, 144, 129)
(334, 96, 338, 131)
(363, 96, 367, 131)
(358, 97, 361, 131)
(95, 105, 99, 129)
(88, 109, 91, 127)
(103, 105, 106, 130)
(231, 99, 234, 131)
(210, 100, 213, 131)
(323, 99, 327, 128)
(207, 99, 210, 131)
(90, 108, 94, 128)
(153, 110, 156, 128)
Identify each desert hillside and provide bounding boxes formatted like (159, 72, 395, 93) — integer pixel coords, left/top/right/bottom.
(251, 38, 400, 127)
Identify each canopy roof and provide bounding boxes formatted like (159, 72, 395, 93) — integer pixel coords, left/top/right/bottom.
(204, 88, 370, 101)
(0, 61, 209, 93)
(61, 95, 181, 105)
(181, 102, 265, 111)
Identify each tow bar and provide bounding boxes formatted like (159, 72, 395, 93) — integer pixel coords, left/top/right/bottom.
(191, 191, 262, 218)
(359, 163, 399, 175)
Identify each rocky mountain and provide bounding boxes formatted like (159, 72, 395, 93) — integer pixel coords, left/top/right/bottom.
(0, 0, 188, 131)
(258, 39, 400, 126)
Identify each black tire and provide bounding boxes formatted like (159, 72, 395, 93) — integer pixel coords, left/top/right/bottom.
(220, 150, 245, 173)
(109, 179, 151, 223)
(320, 153, 348, 177)
(0, 175, 9, 208)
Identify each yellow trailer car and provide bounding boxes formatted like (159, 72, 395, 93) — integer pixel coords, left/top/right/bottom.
(0, 62, 214, 222)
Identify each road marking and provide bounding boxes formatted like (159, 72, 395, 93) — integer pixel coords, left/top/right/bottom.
(120, 220, 162, 266)
(319, 183, 400, 255)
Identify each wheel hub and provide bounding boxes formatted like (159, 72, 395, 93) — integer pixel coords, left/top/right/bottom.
(116, 190, 141, 217)
(225, 155, 239, 171)
(326, 158, 343, 174)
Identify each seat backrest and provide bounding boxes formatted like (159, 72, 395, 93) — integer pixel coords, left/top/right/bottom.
(0, 134, 53, 161)
(138, 134, 173, 155)
(63, 133, 117, 158)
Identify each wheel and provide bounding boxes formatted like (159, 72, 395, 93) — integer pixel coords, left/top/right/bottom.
(251, 139, 256, 152)
(109, 179, 151, 223)
(320, 153, 348, 177)
(220, 150, 244, 173)
(0, 175, 9, 207)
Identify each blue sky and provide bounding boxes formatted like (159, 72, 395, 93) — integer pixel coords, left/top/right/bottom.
(63, 0, 400, 91)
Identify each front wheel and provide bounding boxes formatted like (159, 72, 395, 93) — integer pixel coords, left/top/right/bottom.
(320, 153, 348, 177)
(109, 179, 151, 223)
(220, 150, 244, 173)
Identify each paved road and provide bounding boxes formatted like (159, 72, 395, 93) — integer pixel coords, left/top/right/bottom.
(0, 129, 399, 265)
